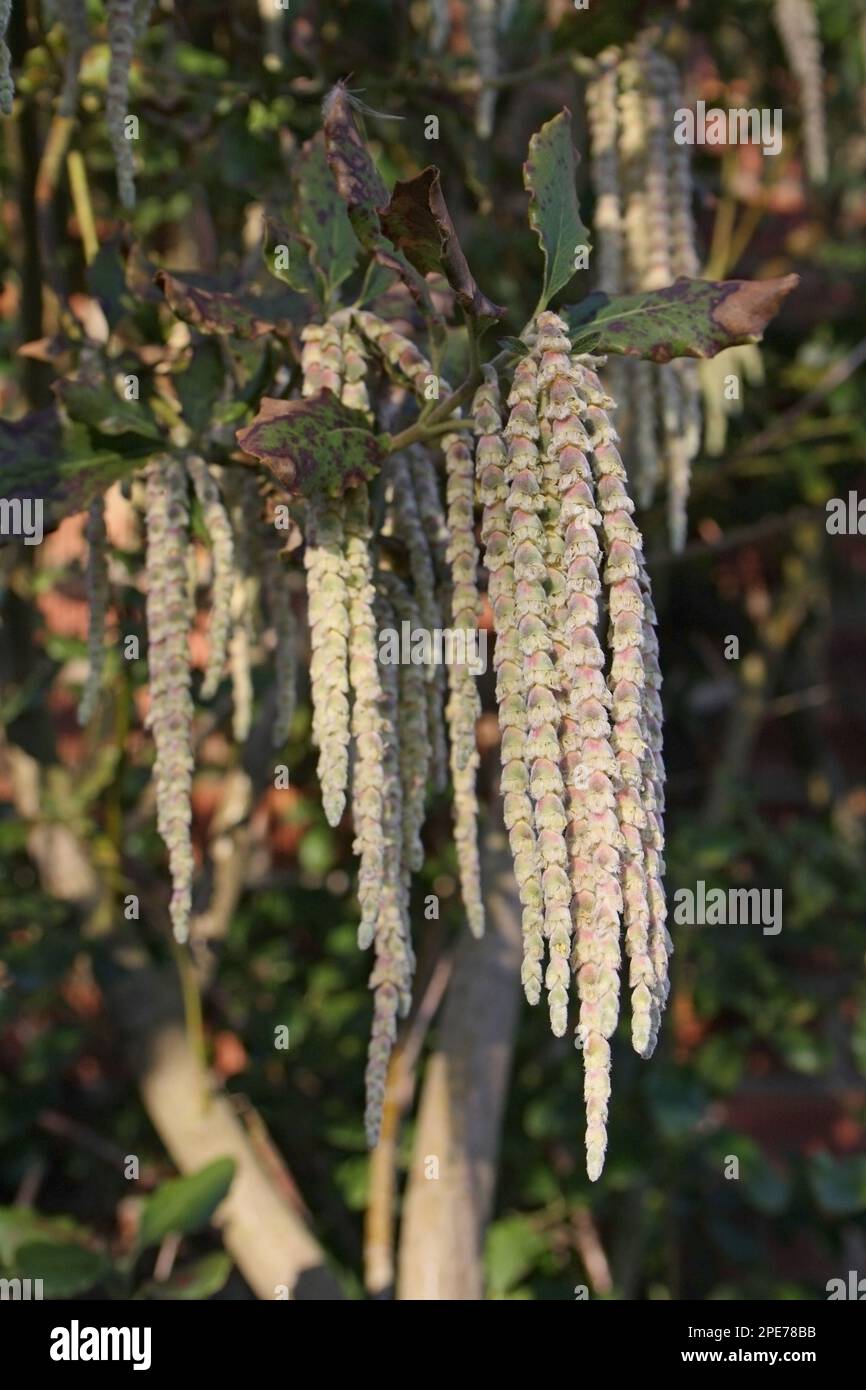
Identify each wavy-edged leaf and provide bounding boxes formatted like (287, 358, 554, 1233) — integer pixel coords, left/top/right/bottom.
(55, 376, 164, 441)
(322, 82, 438, 319)
(0, 410, 139, 530)
(155, 270, 296, 339)
(138, 1157, 236, 1249)
(380, 167, 504, 325)
(236, 391, 385, 497)
(524, 108, 589, 311)
(563, 275, 800, 362)
(295, 132, 360, 300)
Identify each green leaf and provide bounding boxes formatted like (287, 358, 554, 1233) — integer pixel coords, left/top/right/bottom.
(808, 1151, 866, 1216)
(15, 1240, 110, 1298)
(138, 1157, 236, 1248)
(354, 257, 396, 309)
(485, 1215, 547, 1298)
(380, 167, 504, 325)
(562, 275, 800, 363)
(295, 132, 361, 301)
(174, 341, 226, 436)
(155, 270, 296, 339)
(0, 1207, 95, 1264)
(134, 1251, 232, 1301)
(322, 82, 438, 319)
(0, 409, 140, 527)
(523, 108, 590, 311)
(55, 376, 164, 442)
(236, 392, 386, 497)
(263, 215, 319, 299)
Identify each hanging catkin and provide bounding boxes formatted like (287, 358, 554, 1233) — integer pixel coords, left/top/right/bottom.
(378, 570, 430, 873)
(773, 0, 828, 185)
(0, 0, 14, 115)
(474, 365, 546, 1006)
(443, 428, 484, 937)
(363, 587, 414, 1147)
(78, 495, 109, 725)
(468, 0, 499, 139)
(353, 311, 449, 402)
(224, 473, 260, 743)
(144, 457, 194, 944)
(187, 457, 234, 701)
(259, 516, 297, 750)
(106, 0, 138, 209)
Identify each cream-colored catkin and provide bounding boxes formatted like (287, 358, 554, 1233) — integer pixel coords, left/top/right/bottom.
(58, 0, 89, 117)
(363, 590, 414, 1147)
(106, 0, 138, 209)
(378, 570, 430, 874)
(473, 366, 545, 1005)
(344, 483, 387, 950)
(773, 0, 828, 185)
(304, 495, 351, 826)
(260, 520, 297, 750)
(389, 452, 449, 791)
(0, 0, 13, 116)
(699, 344, 764, 456)
(443, 429, 484, 937)
(636, 550, 670, 1055)
(187, 457, 234, 701)
(78, 496, 109, 725)
(353, 311, 449, 402)
(144, 457, 194, 944)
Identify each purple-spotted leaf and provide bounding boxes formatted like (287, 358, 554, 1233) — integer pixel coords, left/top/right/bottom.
(380, 167, 504, 325)
(155, 270, 295, 339)
(236, 391, 385, 497)
(295, 132, 361, 301)
(321, 82, 438, 319)
(562, 275, 800, 362)
(524, 108, 590, 311)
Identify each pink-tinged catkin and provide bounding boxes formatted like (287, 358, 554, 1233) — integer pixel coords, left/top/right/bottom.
(353, 310, 450, 401)
(344, 483, 387, 950)
(187, 457, 234, 702)
(144, 457, 194, 944)
(78, 495, 109, 725)
(473, 365, 545, 1003)
(304, 495, 351, 826)
(444, 428, 484, 937)
(363, 589, 414, 1147)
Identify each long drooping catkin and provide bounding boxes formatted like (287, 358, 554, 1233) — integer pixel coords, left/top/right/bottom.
(344, 483, 387, 949)
(224, 474, 260, 743)
(378, 570, 430, 874)
(304, 495, 351, 826)
(145, 457, 194, 944)
(468, 0, 498, 139)
(78, 496, 109, 725)
(363, 589, 414, 1147)
(260, 521, 297, 750)
(106, 0, 138, 209)
(773, 0, 828, 185)
(187, 457, 234, 701)
(443, 429, 484, 937)
(474, 365, 545, 1004)
(0, 0, 13, 115)
(389, 453, 449, 792)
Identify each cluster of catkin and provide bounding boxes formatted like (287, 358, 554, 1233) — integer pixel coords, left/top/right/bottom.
(476, 312, 669, 1182)
(586, 40, 702, 551)
(79, 452, 296, 943)
(299, 310, 485, 1144)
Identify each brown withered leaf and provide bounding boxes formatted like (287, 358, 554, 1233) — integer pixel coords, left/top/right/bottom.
(380, 167, 504, 325)
(155, 270, 295, 340)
